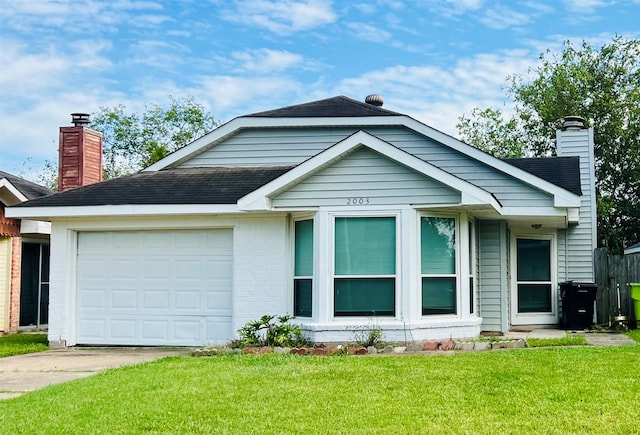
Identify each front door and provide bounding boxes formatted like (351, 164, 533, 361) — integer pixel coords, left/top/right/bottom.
(510, 235, 557, 325)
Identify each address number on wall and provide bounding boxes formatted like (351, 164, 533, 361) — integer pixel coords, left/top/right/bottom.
(346, 197, 370, 205)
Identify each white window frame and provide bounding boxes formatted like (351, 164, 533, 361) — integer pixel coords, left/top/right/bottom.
(292, 216, 315, 318)
(329, 211, 400, 319)
(419, 213, 461, 318)
(510, 232, 558, 325)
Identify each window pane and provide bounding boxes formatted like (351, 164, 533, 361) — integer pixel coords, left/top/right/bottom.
(334, 278, 395, 316)
(421, 217, 456, 274)
(422, 277, 456, 315)
(518, 284, 552, 312)
(335, 217, 396, 275)
(294, 220, 313, 276)
(517, 239, 550, 281)
(469, 276, 474, 315)
(294, 279, 312, 317)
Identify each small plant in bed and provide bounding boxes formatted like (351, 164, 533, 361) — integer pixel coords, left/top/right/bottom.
(236, 314, 309, 348)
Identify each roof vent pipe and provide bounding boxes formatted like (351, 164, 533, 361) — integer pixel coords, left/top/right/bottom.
(562, 116, 586, 130)
(365, 94, 384, 107)
(71, 113, 91, 127)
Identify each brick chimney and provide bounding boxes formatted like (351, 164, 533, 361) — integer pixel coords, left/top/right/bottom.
(58, 113, 103, 192)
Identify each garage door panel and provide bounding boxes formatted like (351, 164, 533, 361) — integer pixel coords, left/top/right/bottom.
(175, 259, 205, 279)
(111, 289, 138, 309)
(174, 290, 201, 310)
(78, 318, 106, 339)
(77, 229, 233, 346)
(142, 290, 170, 310)
(79, 289, 107, 309)
(111, 260, 139, 279)
(111, 320, 137, 339)
(78, 258, 108, 279)
(142, 259, 171, 279)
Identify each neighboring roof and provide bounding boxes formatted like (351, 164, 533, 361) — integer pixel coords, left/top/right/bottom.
(502, 157, 582, 196)
(12, 167, 293, 208)
(624, 242, 640, 255)
(0, 170, 53, 201)
(245, 95, 403, 118)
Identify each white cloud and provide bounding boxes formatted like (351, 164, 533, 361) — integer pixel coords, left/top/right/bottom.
(0, 39, 112, 97)
(195, 75, 304, 118)
(428, 0, 484, 16)
(480, 6, 532, 29)
(562, 0, 611, 13)
(231, 49, 305, 73)
(0, 0, 169, 33)
(220, 0, 337, 35)
(332, 49, 535, 135)
(346, 22, 393, 43)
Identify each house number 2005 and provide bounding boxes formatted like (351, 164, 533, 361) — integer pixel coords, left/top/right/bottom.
(346, 197, 370, 205)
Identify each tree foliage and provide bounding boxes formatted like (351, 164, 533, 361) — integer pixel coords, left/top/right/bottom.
(457, 36, 640, 254)
(91, 95, 219, 179)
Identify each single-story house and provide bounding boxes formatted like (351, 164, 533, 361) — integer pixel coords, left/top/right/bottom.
(7, 95, 597, 347)
(0, 171, 52, 333)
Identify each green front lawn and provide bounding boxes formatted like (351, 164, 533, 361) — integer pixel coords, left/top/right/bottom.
(1, 346, 639, 434)
(0, 333, 48, 358)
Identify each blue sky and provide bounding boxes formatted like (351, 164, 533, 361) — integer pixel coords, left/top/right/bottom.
(1, 0, 639, 178)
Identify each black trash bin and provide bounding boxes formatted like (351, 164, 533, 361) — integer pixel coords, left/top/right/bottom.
(559, 281, 598, 330)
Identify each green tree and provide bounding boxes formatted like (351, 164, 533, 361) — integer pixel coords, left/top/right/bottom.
(457, 37, 640, 254)
(91, 95, 219, 179)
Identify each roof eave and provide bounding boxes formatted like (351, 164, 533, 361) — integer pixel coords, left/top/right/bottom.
(5, 204, 243, 220)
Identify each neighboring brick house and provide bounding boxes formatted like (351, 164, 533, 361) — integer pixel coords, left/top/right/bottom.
(0, 171, 52, 333)
(8, 96, 597, 347)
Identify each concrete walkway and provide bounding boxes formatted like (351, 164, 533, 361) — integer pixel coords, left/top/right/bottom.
(0, 347, 189, 400)
(505, 328, 637, 346)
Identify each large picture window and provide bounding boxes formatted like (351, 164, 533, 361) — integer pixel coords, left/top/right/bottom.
(421, 216, 457, 315)
(293, 219, 313, 317)
(334, 217, 396, 316)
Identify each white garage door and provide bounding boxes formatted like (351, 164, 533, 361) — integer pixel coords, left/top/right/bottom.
(76, 229, 233, 346)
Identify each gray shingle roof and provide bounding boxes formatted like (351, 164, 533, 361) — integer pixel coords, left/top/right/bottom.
(501, 157, 582, 195)
(13, 167, 293, 208)
(0, 170, 53, 200)
(245, 95, 402, 118)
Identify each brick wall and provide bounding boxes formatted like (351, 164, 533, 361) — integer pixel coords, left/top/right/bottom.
(9, 236, 21, 332)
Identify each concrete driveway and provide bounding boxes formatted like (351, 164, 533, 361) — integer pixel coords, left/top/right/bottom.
(0, 347, 189, 400)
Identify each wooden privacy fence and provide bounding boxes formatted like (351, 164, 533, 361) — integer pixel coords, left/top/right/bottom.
(594, 248, 640, 325)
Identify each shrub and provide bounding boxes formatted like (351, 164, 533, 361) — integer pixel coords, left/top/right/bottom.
(352, 325, 385, 348)
(237, 315, 309, 348)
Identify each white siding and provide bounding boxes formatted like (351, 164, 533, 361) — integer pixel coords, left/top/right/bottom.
(272, 147, 460, 208)
(76, 229, 233, 346)
(48, 214, 290, 346)
(478, 220, 508, 332)
(179, 126, 554, 208)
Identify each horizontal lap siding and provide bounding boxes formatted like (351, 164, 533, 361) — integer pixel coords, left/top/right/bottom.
(271, 148, 460, 207)
(478, 220, 507, 332)
(180, 126, 554, 207)
(179, 128, 361, 167)
(558, 130, 596, 282)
